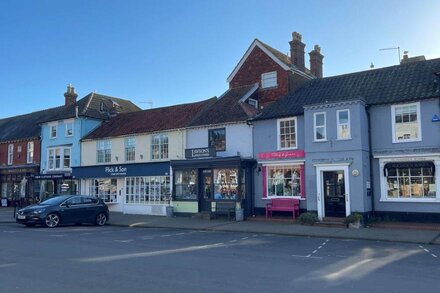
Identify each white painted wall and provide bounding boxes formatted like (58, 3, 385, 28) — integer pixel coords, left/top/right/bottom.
(186, 123, 253, 158)
(81, 130, 186, 166)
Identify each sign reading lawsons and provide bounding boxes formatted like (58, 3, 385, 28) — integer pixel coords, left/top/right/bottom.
(185, 147, 216, 159)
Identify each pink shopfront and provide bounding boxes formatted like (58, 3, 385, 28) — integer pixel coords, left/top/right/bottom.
(256, 150, 306, 208)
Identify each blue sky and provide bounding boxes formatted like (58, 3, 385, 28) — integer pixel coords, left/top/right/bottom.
(1, 0, 439, 118)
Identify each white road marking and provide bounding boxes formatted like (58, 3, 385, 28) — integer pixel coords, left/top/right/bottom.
(49, 234, 65, 237)
(424, 249, 430, 253)
(3, 230, 21, 233)
(292, 254, 322, 259)
(114, 240, 133, 243)
(80, 233, 92, 236)
(176, 233, 185, 236)
(252, 234, 258, 237)
(229, 240, 237, 243)
(160, 234, 172, 237)
(241, 237, 249, 240)
(431, 254, 438, 258)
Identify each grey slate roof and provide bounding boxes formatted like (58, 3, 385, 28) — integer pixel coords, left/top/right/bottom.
(256, 57, 440, 120)
(0, 92, 140, 143)
(39, 92, 140, 123)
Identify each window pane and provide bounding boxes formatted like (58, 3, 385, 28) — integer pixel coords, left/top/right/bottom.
(338, 110, 349, 123)
(315, 113, 324, 126)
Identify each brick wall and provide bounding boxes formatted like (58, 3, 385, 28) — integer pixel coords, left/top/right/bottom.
(0, 139, 41, 167)
(229, 46, 290, 107)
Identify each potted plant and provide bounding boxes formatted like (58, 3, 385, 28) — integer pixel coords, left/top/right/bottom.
(298, 212, 318, 225)
(344, 213, 363, 228)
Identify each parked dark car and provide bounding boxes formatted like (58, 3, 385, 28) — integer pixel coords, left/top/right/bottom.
(16, 195, 109, 228)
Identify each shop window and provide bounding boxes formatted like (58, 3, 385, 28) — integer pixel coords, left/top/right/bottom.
(88, 178, 117, 203)
(174, 170, 197, 200)
(213, 169, 238, 200)
(125, 176, 171, 204)
(125, 137, 136, 162)
(337, 109, 351, 139)
(27, 142, 34, 164)
(209, 128, 226, 151)
(314, 112, 326, 141)
(97, 140, 112, 163)
(278, 117, 297, 150)
(392, 102, 421, 143)
(261, 71, 277, 89)
(151, 134, 168, 160)
(385, 161, 436, 199)
(7, 144, 13, 165)
(267, 165, 301, 197)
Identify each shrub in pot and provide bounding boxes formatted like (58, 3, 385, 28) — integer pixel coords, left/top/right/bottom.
(298, 212, 318, 225)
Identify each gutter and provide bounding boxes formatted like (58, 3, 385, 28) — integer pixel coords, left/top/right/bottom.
(366, 105, 375, 216)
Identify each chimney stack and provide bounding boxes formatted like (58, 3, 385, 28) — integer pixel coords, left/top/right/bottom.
(309, 45, 324, 78)
(64, 84, 78, 106)
(289, 32, 306, 71)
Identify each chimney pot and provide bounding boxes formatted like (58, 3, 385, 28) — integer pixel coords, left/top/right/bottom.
(64, 84, 78, 106)
(289, 31, 306, 71)
(309, 45, 324, 78)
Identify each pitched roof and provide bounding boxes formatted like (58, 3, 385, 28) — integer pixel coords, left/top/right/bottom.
(188, 85, 259, 127)
(0, 107, 62, 142)
(39, 92, 140, 123)
(256, 57, 440, 120)
(227, 39, 314, 83)
(83, 98, 217, 140)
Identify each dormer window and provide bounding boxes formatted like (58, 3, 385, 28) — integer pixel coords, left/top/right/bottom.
(261, 71, 277, 89)
(248, 98, 258, 109)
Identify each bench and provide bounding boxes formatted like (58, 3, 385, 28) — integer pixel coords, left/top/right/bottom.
(212, 202, 236, 220)
(265, 198, 300, 219)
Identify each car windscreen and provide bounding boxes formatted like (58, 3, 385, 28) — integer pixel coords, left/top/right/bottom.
(40, 196, 69, 205)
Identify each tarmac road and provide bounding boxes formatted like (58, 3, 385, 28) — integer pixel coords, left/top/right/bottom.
(0, 223, 439, 293)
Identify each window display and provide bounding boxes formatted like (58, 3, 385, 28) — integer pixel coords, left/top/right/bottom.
(125, 176, 170, 204)
(88, 178, 117, 203)
(213, 169, 238, 200)
(386, 162, 436, 199)
(267, 165, 301, 197)
(174, 170, 197, 200)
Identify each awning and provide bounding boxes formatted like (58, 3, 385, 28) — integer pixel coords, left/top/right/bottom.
(384, 161, 435, 176)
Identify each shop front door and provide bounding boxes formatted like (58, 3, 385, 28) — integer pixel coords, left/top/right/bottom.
(323, 171, 346, 217)
(199, 170, 212, 212)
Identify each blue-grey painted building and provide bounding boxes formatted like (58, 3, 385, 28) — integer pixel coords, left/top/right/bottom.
(254, 56, 440, 221)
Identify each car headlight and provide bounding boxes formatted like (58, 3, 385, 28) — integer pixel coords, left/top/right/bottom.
(33, 209, 46, 214)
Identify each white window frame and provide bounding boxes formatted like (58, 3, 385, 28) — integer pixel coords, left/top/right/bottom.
(49, 122, 58, 139)
(151, 134, 169, 160)
(96, 140, 112, 164)
(379, 157, 440, 202)
(336, 109, 351, 140)
(27, 142, 34, 164)
(7, 144, 13, 165)
(65, 119, 74, 137)
(125, 137, 136, 162)
(47, 146, 72, 171)
(265, 164, 303, 198)
(261, 71, 277, 89)
(248, 98, 258, 109)
(391, 102, 422, 143)
(313, 112, 327, 142)
(277, 117, 298, 150)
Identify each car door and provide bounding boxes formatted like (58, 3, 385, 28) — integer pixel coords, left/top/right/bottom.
(82, 197, 100, 222)
(61, 196, 85, 224)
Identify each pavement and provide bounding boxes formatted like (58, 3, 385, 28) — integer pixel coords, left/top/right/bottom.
(1, 206, 439, 245)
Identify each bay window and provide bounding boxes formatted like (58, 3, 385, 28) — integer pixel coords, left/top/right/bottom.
(47, 146, 71, 170)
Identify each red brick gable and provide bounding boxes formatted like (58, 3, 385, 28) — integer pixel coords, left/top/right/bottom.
(229, 46, 290, 107)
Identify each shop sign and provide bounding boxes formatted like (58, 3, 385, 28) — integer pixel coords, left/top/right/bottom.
(0, 167, 39, 175)
(104, 166, 128, 176)
(32, 173, 70, 180)
(185, 147, 216, 159)
(258, 150, 305, 160)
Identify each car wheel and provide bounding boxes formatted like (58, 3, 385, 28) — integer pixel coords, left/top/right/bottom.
(95, 213, 107, 226)
(45, 213, 60, 228)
